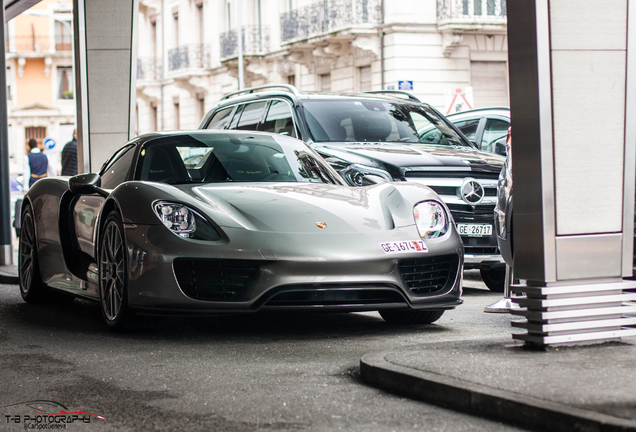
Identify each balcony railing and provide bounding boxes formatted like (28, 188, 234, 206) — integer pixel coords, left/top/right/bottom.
(7, 36, 50, 52)
(220, 26, 270, 59)
(167, 44, 210, 72)
(280, 0, 382, 43)
(137, 57, 163, 80)
(437, 0, 507, 25)
(4, 36, 73, 53)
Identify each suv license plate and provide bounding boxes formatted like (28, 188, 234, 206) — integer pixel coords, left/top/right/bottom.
(457, 224, 492, 237)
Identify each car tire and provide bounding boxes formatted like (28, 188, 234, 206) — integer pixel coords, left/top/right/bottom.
(379, 309, 445, 325)
(480, 267, 506, 292)
(99, 211, 134, 331)
(18, 203, 47, 303)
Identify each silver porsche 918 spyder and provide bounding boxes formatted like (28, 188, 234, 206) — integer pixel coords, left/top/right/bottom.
(19, 130, 464, 330)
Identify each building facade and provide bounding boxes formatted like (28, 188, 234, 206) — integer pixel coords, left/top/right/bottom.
(5, 0, 75, 177)
(135, 0, 508, 134)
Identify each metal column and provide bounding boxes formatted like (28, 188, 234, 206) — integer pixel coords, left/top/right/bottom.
(507, 0, 636, 347)
(0, 3, 12, 266)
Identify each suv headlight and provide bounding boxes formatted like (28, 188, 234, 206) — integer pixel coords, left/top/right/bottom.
(414, 201, 449, 239)
(339, 164, 393, 186)
(153, 201, 220, 240)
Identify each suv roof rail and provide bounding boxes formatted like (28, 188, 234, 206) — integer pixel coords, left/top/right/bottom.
(362, 90, 421, 102)
(221, 84, 301, 100)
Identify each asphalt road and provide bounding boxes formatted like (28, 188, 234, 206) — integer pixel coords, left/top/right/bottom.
(0, 273, 527, 431)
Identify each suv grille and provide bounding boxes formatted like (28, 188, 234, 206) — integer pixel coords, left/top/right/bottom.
(404, 170, 500, 257)
(398, 255, 459, 295)
(429, 186, 497, 198)
(173, 258, 260, 301)
(405, 171, 499, 180)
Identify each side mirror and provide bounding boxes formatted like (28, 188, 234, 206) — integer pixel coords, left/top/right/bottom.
(494, 140, 507, 156)
(361, 174, 388, 186)
(68, 173, 108, 197)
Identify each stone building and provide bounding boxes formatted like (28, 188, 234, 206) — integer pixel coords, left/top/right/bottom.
(5, 0, 75, 176)
(135, 0, 508, 134)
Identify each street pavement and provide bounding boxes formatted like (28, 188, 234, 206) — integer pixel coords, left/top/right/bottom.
(2, 265, 636, 431)
(0, 269, 526, 432)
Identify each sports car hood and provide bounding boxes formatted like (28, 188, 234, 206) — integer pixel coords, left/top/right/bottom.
(318, 142, 504, 173)
(189, 182, 435, 233)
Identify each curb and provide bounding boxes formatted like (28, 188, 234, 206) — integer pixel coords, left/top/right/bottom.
(0, 273, 18, 284)
(360, 350, 636, 432)
(0, 266, 19, 285)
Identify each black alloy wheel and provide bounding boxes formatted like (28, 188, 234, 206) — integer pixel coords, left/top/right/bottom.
(18, 204, 46, 303)
(480, 267, 506, 292)
(99, 211, 132, 331)
(379, 309, 445, 325)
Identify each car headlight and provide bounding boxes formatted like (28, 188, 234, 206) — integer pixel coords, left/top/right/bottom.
(339, 164, 393, 186)
(414, 201, 449, 239)
(152, 201, 220, 240)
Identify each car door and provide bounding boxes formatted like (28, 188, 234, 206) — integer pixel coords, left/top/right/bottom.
(72, 144, 137, 259)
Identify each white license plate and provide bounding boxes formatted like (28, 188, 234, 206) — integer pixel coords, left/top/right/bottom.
(380, 240, 428, 254)
(457, 224, 493, 237)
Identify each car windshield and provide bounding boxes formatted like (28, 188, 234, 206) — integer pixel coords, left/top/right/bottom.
(137, 132, 342, 185)
(301, 99, 470, 147)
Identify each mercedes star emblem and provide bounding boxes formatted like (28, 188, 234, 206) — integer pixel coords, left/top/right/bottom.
(460, 178, 485, 204)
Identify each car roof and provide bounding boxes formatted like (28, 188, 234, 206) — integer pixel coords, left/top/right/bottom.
(446, 107, 510, 120)
(210, 85, 429, 108)
(128, 129, 309, 146)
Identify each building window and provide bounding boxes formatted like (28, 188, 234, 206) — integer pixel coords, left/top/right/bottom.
(197, 92, 206, 122)
(151, 100, 159, 132)
(287, 74, 295, 87)
(225, 0, 232, 30)
(25, 126, 46, 151)
(151, 19, 157, 59)
(6, 67, 12, 100)
(58, 67, 73, 99)
(174, 98, 180, 130)
(471, 61, 508, 107)
(196, 1, 203, 46)
(319, 73, 331, 91)
(173, 8, 179, 47)
(55, 20, 72, 51)
(358, 66, 371, 92)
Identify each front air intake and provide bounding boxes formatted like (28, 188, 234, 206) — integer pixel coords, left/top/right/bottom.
(173, 258, 260, 301)
(398, 255, 459, 295)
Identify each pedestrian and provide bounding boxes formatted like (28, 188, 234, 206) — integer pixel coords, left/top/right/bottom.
(61, 129, 78, 176)
(23, 138, 57, 191)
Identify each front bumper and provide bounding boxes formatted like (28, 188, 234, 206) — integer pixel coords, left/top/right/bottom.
(123, 223, 464, 314)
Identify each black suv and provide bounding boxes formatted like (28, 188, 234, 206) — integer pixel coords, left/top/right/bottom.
(199, 85, 506, 290)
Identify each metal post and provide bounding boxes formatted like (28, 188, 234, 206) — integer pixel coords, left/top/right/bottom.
(236, 0, 244, 90)
(484, 264, 522, 313)
(0, 4, 13, 266)
(73, 0, 90, 174)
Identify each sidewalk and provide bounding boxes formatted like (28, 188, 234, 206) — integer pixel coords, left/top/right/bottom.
(361, 335, 636, 432)
(0, 264, 18, 284)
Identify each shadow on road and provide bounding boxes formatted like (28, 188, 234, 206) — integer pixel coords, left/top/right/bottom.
(2, 293, 455, 343)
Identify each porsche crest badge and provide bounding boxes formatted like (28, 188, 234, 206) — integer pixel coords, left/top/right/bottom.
(315, 222, 327, 229)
